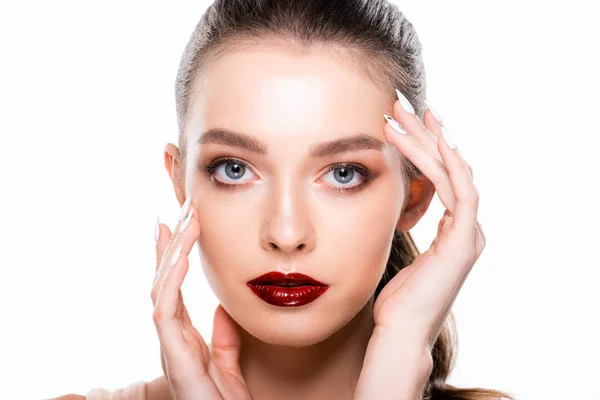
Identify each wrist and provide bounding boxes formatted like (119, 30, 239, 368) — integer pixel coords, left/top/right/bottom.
(393, 348, 432, 400)
(354, 346, 433, 400)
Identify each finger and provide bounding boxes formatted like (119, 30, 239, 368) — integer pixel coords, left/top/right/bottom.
(155, 218, 172, 277)
(152, 196, 192, 303)
(154, 215, 173, 377)
(392, 91, 443, 164)
(210, 304, 246, 386)
(383, 114, 457, 215)
(152, 220, 175, 305)
(422, 101, 443, 139)
(422, 102, 474, 180)
(435, 127, 480, 244)
(178, 290, 194, 326)
(152, 222, 173, 306)
(153, 207, 199, 356)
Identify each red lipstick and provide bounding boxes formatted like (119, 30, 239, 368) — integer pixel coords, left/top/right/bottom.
(247, 272, 329, 307)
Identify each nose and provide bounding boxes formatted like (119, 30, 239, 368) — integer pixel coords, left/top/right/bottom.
(260, 182, 316, 254)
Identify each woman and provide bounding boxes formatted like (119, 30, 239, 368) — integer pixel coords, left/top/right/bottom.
(55, 0, 515, 399)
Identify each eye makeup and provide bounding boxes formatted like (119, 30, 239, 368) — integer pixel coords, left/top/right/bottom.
(321, 162, 372, 193)
(200, 157, 257, 190)
(199, 156, 375, 194)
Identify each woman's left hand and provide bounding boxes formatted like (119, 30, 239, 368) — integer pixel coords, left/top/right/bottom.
(353, 92, 486, 400)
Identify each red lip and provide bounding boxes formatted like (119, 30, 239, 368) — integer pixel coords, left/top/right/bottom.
(247, 272, 329, 307)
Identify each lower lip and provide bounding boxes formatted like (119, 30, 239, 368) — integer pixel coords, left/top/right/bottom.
(247, 284, 329, 307)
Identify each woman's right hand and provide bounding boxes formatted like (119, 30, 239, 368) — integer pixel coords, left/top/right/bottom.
(151, 196, 253, 400)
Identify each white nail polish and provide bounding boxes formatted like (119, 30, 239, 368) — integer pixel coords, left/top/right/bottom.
(179, 208, 193, 233)
(441, 126, 457, 149)
(169, 244, 183, 268)
(383, 114, 407, 134)
(178, 195, 191, 222)
(154, 214, 160, 243)
(395, 89, 415, 115)
(424, 100, 443, 123)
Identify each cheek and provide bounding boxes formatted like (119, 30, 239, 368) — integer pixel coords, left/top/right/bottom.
(319, 182, 400, 290)
(327, 206, 395, 277)
(194, 194, 257, 298)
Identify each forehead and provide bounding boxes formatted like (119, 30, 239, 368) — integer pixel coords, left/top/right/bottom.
(187, 44, 391, 147)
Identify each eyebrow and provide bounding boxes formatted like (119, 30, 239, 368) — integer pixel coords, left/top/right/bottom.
(196, 128, 384, 157)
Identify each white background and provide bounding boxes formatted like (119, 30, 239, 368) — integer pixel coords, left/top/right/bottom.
(1, 1, 598, 399)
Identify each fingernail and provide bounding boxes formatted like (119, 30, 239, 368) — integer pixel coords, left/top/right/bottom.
(178, 195, 191, 221)
(154, 214, 160, 243)
(424, 100, 442, 123)
(383, 114, 407, 134)
(395, 89, 415, 115)
(169, 244, 183, 268)
(441, 126, 457, 149)
(179, 208, 193, 233)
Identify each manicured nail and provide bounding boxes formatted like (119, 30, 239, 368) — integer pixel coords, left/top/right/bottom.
(179, 208, 193, 233)
(154, 214, 160, 243)
(178, 195, 191, 221)
(441, 126, 457, 149)
(395, 89, 415, 115)
(383, 114, 407, 134)
(169, 244, 183, 268)
(424, 100, 442, 123)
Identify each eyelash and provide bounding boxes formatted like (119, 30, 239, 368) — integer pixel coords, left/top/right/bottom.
(200, 157, 373, 193)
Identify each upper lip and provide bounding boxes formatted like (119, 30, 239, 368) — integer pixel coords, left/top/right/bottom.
(247, 272, 327, 286)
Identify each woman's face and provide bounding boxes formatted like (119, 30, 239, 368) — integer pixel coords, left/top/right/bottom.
(182, 45, 407, 346)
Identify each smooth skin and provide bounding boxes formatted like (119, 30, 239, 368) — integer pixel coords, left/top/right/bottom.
(149, 96, 483, 399)
(50, 88, 482, 400)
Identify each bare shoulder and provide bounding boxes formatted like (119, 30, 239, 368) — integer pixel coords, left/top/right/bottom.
(49, 396, 85, 400)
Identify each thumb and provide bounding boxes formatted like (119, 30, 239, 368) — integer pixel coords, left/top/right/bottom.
(211, 304, 246, 384)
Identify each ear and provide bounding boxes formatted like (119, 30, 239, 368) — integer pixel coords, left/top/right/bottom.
(396, 173, 436, 232)
(163, 143, 186, 206)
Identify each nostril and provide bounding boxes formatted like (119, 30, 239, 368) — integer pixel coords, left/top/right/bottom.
(267, 242, 306, 251)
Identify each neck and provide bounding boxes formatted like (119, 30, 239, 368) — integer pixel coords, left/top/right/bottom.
(239, 296, 375, 400)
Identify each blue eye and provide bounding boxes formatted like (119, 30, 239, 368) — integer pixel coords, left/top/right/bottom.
(321, 164, 370, 191)
(202, 158, 256, 185)
(332, 167, 354, 184)
(202, 159, 373, 193)
(222, 162, 246, 180)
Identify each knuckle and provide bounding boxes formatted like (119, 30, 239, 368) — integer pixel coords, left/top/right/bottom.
(152, 308, 164, 324)
(428, 166, 446, 189)
(414, 139, 429, 152)
(150, 280, 161, 301)
(462, 188, 479, 203)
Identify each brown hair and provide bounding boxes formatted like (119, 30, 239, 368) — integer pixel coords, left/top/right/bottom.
(174, 1, 515, 398)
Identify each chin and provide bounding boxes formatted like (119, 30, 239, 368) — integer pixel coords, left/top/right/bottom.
(244, 313, 343, 347)
(226, 293, 364, 347)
